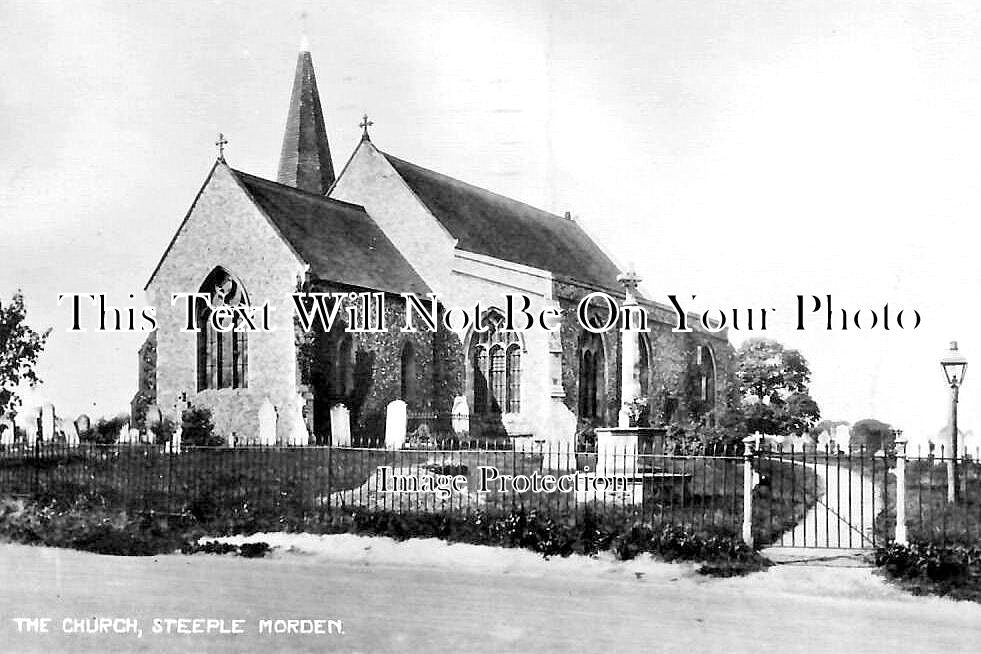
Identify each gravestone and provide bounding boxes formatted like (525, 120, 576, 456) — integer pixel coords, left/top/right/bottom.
(145, 405, 162, 442)
(75, 414, 91, 437)
(384, 400, 407, 449)
(289, 398, 309, 446)
(41, 403, 55, 442)
(63, 420, 80, 447)
(169, 425, 182, 454)
(257, 398, 277, 446)
(128, 427, 141, 444)
(330, 404, 351, 447)
(0, 417, 14, 446)
(117, 421, 129, 444)
(451, 396, 469, 435)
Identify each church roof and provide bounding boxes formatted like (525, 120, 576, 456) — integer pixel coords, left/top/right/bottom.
(277, 48, 335, 194)
(234, 170, 430, 296)
(382, 153, 625, 292)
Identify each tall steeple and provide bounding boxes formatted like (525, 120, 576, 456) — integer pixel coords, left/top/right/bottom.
(277, 40, 335, 194)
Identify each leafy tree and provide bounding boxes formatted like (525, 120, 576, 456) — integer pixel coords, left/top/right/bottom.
(0, 291, 50, 416)
(735, 338, 821, 436)
(850, 418, 894, 452)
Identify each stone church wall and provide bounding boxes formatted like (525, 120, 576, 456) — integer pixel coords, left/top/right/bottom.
(146, 164, 308, 443)
(553, 279, 732, 436)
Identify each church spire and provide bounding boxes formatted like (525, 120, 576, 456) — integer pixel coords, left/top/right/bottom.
(277, 43, 335, 194)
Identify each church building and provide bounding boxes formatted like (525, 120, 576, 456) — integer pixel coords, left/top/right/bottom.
(139, 44, 731, 446)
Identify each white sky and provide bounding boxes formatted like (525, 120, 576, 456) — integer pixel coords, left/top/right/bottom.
(1, 0, 979, 446)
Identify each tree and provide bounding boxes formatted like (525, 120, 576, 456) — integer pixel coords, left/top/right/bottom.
(0, 291, 50, 416)
(735, 338, 821, 436)
(850, 418, 893, 452)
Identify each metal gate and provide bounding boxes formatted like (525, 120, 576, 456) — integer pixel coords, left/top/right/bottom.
(754, 446, 890, 549)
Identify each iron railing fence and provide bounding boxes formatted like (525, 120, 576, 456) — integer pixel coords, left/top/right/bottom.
(0, 441, 781, 544)
(3, 441, 978, 548)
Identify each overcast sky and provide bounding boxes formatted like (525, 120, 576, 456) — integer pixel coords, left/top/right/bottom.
(2, 0, 979, 446)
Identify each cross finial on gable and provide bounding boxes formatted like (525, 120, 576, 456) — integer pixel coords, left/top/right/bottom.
(360, 113, 374, 141)
(215, 132, 228, 162)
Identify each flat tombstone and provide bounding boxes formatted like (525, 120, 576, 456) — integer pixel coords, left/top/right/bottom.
(330, 404, 351, 447)
(41, 403, 55, 442)
(385, 400, 407, 449)
(451, 396, 469, 435)
(257, 398, 277, 446)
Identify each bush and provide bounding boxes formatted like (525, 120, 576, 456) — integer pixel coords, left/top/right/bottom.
(181, 406, 223, 447)
(83, 415, 129, 445)
(876, 543, 981, 601)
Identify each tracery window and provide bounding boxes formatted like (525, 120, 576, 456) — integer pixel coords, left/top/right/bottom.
(469, 314, 521, 414)
(196, 268, 248, 391)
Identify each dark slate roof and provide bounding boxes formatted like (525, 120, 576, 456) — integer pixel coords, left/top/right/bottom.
(383, 153, 625, 291)
(233, 170, 430, 295)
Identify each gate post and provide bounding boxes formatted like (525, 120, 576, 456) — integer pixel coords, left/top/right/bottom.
(893, 430, 908, 546)
(741, 435, 758, 547)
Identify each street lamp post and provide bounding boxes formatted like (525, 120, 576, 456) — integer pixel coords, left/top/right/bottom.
(941, 341, 968, 504)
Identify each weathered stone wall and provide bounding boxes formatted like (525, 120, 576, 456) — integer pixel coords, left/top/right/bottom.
(295, 281, 464, 442)
(552, 279, 732, 430)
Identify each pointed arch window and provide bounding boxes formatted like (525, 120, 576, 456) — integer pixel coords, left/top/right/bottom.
(468, 313, 521, 415)
(578, 331, 606, 421)
(695, 344, 718, 421)
(197, 268, 248, 391)
(400, 341, 417, 404)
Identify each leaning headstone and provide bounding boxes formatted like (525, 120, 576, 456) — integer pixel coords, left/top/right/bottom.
(289, 398, 309, 446)
(41, 403, 55, 442)
(330, 404, 351, 447)
(257, 398, 277, 446)
(451, 396, 470, 435)
(385, 400, 408, 449)
(63, 420, 80, 447)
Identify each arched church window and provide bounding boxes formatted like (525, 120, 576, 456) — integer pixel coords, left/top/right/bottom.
(506, 344, 521, 413)
(468, 312, 522, 415)
(638, 334, 650, 399)
(578, 331, 606, 421)
(400, 341, 416, 404)
(695, 344, 717, 420)
(337, 335, 354, 396)
(196, 267, 248, 391)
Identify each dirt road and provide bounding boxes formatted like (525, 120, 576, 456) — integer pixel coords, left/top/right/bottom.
(0, 537, 978, 653)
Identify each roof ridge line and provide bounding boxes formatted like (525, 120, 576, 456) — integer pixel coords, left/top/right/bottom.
(381, 151, 575, 225)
